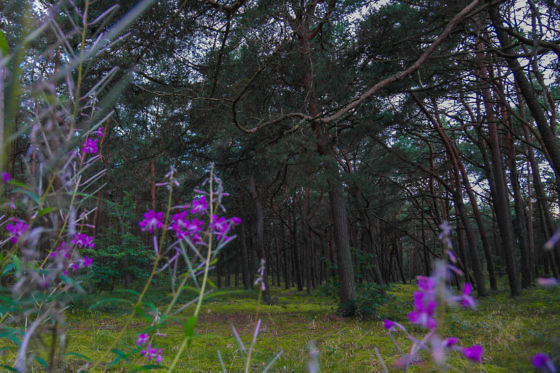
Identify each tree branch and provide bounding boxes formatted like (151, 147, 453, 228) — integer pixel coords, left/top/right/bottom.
(319, 0, 481, 123)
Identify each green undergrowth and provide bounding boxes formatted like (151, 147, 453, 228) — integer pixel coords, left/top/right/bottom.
(2, 283, 559, 372)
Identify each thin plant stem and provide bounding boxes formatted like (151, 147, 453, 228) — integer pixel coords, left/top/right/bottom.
(166, 166, 215, 372)
(93, 183, 174, 372)
(244, 288, 263, 373)
(70, 0, 89, 135)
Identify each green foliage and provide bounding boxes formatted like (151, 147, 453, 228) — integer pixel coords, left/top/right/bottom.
(318, 279, 393, 319)
(87, 194, 150, 290)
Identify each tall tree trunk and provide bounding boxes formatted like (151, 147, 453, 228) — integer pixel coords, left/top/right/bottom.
(504, 119, 533, 288)
(296, 7, 357, 311)
(475, 35, 520, 296)
(413, 94, 489, 294)
(485, 110, 521, 296)
(522, 124, 560, 278)
(329, 182, 357, 311)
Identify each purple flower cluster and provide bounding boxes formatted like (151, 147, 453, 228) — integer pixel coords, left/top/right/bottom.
(190, 196, 207, 215)
(137, 333, 163, 363)
(5, 219, 28, 244)
(72, 233, 95, 249)
(138, 195, 242, 245)
(409, 276, 437, 329)
(50, 237, 94, 273)
(380, 222, 483, 368)
(139, 210, 164, 233)
(1, 171, 11, 183)
(171, 211, 204, 243)
(383, 316, 484, 364)
(70, 256, 93, 271)
(533, 353, 556, 373)
(81, 127, 104, 155)
(82, 138, 98, 154)
(50, 242, 70, 259)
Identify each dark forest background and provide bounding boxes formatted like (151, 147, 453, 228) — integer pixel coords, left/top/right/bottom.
(2, 0, 560, 313)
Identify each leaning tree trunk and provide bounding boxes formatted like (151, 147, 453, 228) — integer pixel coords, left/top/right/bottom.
(489, 6, 560, 179)
(503, 113, 533, 288)
(414, 94, 488, 295)
(475, 35, 520, 296)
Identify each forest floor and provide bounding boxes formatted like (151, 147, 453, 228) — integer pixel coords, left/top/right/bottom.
(4, 282, 560, 372)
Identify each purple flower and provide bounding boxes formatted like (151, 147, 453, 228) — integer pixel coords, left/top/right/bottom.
(460, 282, 476, 310)
(383, 319, 395, 330)
(545, 231, 560, 250)
(72, 233, 94, 249)
(137, 333, 149, 346)
(408, 288, 437, 329)
(83, 257, 93, 267)
(170, 211, 204, 243)
(71, 262, 80, 271)
(141, 343, 157, 359)
(1, 171, 11, 183)
(439, 221, 452, 236)
(95, 126, 104, 138)
(537, 278, 559, 287)
(83, 138, 98, 154)
(417, 276, 436, 291)
(231, 217, 242, 225)
(139, 210, 164, 233)
(444, 337, 459, 347)
(533, 353, 556, 373)
(155, 348, 163, 363)
(210, 215, 228, 233)
(189, 196, 207, 215)
(6, 219, 28, 244)
(140, 343, 162, 362)
(51, 242, 70, 259)
(408, 308, 437, 329)
(462, 345, 483, 362)
(211, 214, 232, 241)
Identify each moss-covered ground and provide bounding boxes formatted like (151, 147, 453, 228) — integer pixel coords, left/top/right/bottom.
(2, 283, 559, 372)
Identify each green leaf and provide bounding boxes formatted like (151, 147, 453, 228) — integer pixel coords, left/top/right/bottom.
(207, 279, 216, 289)
(205, 290, 248, 300)
(60, 274, 85, 293)
(36, 207, 56, 217)
(0, 365, 18, 372)
(1, 262, 15, 275)
(64, 352, 91, 361)
(12, 256, 21, 272)
(0, 30, 8, 56)
(13, 188, 40, 204)
(145, 301, 158, 314)
(184, 315, 197, 338)
(7, 180, 28, 188)
(262, 349, 283, 373)
(109, 349, 129, 367)
(115, 288, 140, 297)
(131, 364, 166, 372)
(34, 356, 48, 368)
(88, 298, 133, 310)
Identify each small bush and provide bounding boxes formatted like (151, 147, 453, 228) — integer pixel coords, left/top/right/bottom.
(318, 279, 393, 318)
